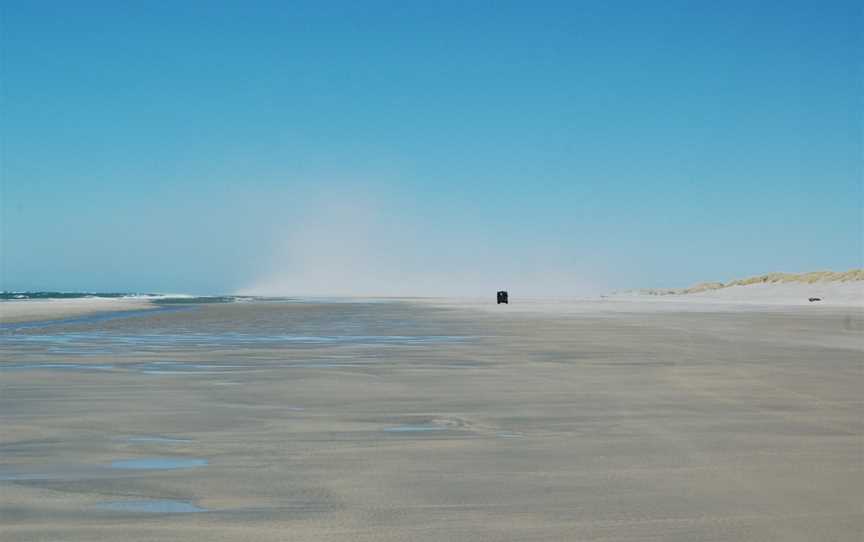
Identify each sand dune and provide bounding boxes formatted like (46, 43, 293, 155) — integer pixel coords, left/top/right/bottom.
(615, 269, 863, 307)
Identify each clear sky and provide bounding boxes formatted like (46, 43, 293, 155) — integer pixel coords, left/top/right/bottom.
(1, 1, 861, 295)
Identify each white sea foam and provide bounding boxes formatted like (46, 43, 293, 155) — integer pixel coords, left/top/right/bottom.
(124, 293, 195, 300)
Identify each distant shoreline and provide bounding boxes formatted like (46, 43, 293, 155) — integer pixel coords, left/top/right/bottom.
(3, 268, 861, 325)
(618, 269, 863, 296)
(0, 297, 158, 324)
(609, 269, 863, 307)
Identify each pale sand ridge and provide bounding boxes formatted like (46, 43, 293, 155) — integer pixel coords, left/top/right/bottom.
(0, 298, 156, 324)
(612, 269, 863, 307)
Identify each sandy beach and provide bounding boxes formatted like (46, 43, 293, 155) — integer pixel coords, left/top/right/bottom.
(1, 297, 861, 541)
(611, 280, 864, 307)
(0, 298, 157, 324)
(5, 0, 860, 538)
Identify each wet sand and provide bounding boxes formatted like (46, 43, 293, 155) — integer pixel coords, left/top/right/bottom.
(1, 300, 862, 540)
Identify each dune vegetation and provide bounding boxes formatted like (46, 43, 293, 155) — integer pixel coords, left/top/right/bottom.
(633, 270, 863, 296)
(684, 269, 864, 293)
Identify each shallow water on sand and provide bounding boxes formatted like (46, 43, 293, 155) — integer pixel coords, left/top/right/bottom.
(95, 500, 206, 513)
(0, 362, 115, 371)
(124, 436, 194, 444)
(383, 425, 449, 433)
(0, 332, 472, 356)
(0, 306, 190, 331)
(110, 458, 208, 470)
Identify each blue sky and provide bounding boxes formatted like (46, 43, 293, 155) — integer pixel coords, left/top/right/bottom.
(1, 1, 861, 295)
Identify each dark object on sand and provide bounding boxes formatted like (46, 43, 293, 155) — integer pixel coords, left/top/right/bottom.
(497, 291, 509, 304)
(809, 297, 822, 302)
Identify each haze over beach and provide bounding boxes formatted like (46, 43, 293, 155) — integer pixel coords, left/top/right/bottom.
(1, 1, 862, 541)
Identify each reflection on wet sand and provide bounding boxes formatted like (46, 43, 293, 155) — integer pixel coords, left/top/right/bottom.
(95, 500, 207, 514)
(110, 458, 208, 470)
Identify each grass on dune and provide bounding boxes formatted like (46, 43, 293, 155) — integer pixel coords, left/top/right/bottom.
(633, 269, 863, 296)
(685, 269, 863, 293)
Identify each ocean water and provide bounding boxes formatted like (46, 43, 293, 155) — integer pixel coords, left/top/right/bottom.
(1, 291, 154, 300)
(0, 290, 245, 303)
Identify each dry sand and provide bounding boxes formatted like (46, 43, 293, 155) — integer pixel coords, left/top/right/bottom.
(0, 298, 156, 324)
(1, 299, 862, 541)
